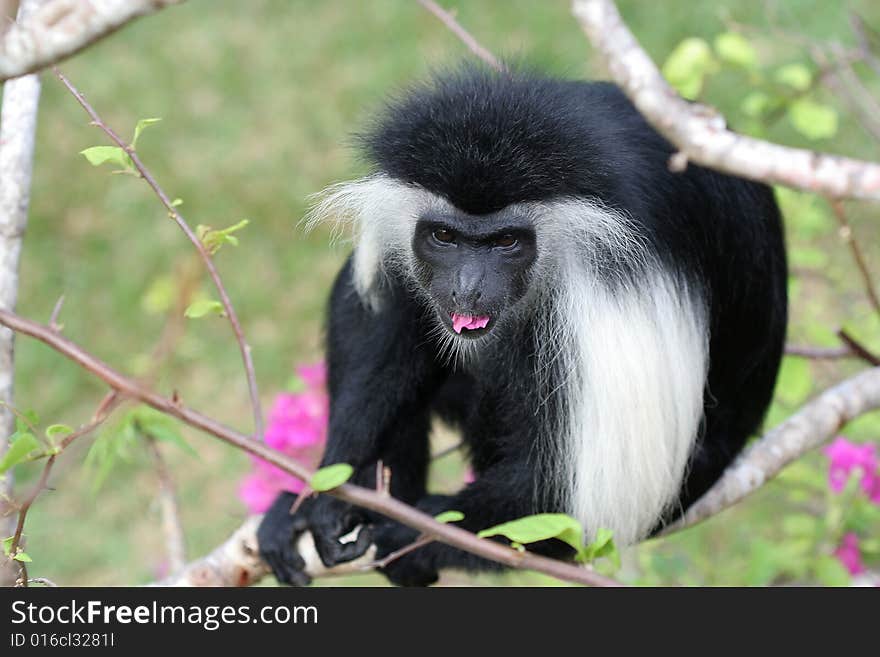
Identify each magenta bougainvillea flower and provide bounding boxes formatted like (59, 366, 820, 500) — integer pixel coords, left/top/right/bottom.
(824, 436, 879, 577)
(238, 362, 329, 513)
(823, 436, 880, 504)
(834, 532, 866, 575)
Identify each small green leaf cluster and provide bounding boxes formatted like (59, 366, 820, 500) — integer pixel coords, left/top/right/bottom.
(197, 219, 250, 255)
(85, 406, 195, 491)
(662, 31, 838, 140)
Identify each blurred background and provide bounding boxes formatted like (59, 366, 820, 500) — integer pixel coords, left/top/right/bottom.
(7, 0, 880, 585)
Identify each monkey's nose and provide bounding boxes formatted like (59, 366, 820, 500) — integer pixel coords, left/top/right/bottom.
(452, 287, 482, 308)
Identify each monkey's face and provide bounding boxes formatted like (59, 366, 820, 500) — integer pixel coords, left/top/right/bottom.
(411, 210, 537, 340)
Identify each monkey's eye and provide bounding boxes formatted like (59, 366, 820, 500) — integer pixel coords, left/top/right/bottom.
(432, 228, 456, 244)
(494, 234, 518, 249)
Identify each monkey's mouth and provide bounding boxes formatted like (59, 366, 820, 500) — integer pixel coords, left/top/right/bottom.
(449, 312, 492, 337)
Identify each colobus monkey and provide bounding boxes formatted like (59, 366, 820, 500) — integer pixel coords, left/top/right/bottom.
(258, 66, 787, 586)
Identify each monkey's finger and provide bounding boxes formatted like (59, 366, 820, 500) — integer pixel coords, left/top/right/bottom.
(267, 552, 311, 587)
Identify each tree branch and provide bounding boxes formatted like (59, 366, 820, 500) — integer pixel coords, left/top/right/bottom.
(0, 0, 41, 587)
(53, 68, 265, 442)
(0, 308, 621, 587)
(665, 366, 880, 532)
(0, 0, 185, 82)
(571, 0, 880, 202)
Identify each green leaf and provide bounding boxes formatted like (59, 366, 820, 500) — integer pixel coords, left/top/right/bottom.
(80, 146, 133, 170)
(781, 514, 817, 538)
(12, 551, 32, 563)
(1, 536, 12, 555)
(23, 409, 40, 428)
(184, 299, 224, 319)
(740, 91, 771, 118)
(813, 555, 850, 586)
(197, 219, 250, 255)
(131, 117, 162, 149)
(84, 413, 139, 492)
(775, 187, 832, 239)
(775, 63, 812, 91)
(434, 510, 465, 524)
(141, 275, 176, 315)
(478, 513, 584, 553)
(714, 32, 758, 69)
(578, 528, 620, 570)
(0, 432, 41, 474)
(788, 99, 838, 140)
(45, 424, 74, 441)
(310, 463, 354, 491)
(133, 409, 197, 458)
(662, 37, 718, 100)
(170, 198, 184, 208)
(11, 408, 39, 434)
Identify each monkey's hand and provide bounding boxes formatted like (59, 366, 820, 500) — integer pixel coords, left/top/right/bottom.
(257, 491, 315, 586)
(258, 493, 376, 586)
(306, 495, 374, 568)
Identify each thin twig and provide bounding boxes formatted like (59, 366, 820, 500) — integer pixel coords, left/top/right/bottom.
(849, 12, 880, 80)
(417, 0, 504, 72)
(52, 67, 264, 442)
(431, 440, 464, 460)
(0, 308, 620, 587)
(7, 388, 121, 586)
(785, 343, 855, 360)
(837, 328, 880, 367)
(829, 199, 880, 319)
(368, 534, 433, 570)
(375, 459, 384, 493)
(27, 576, 57, 586)
(145, 437, 186, 574)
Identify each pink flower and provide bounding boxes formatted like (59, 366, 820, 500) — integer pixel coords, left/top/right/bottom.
(238, 361, 330, 513)
(823, 437, 880, 503)
(239, 474, 285, 513)
(834, 532, 866, 575)
(296, 361, 326, 388)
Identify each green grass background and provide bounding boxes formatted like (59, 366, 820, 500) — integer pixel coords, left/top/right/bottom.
(5, 0, 880, 585)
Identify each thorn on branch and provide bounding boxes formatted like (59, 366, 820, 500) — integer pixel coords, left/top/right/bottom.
(48, 294, 64, 331)
(289, 487, 313, 516)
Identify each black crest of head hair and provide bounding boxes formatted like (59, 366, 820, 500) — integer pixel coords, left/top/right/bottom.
(357, 64, 639, 215)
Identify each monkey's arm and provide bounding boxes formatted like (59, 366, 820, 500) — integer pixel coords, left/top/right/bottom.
(259, 258, 442, 584)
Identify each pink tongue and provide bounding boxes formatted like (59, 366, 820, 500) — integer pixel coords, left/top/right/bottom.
(451, 313, 490, 334)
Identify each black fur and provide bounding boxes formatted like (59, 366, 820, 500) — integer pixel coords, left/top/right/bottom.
(258, 66, 787, 586)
